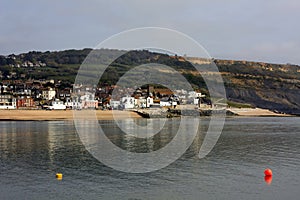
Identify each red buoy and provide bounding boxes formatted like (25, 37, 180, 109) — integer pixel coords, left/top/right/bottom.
(264, 168, 273, 176)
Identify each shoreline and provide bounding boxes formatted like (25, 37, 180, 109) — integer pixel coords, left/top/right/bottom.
(0, 108, 295, 121)
(0, 110, 142, 121)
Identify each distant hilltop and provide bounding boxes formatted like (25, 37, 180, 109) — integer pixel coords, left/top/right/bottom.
(0, 49, 299, 115)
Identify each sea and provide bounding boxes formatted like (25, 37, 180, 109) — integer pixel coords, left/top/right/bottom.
(0, 117, 299, 200)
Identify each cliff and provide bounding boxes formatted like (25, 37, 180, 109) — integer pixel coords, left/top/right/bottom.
(214, 59, 300, 115)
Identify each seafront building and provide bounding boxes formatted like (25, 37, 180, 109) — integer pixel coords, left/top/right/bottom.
(0, 94, 16, 109)
(42, 88, 56, 100)
(0, 79, 208, 110)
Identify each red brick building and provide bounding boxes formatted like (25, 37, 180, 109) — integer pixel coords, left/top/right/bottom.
(17, 97, 35, 109)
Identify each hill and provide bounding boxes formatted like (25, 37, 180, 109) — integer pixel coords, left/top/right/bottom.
(0, 49, 299, 115)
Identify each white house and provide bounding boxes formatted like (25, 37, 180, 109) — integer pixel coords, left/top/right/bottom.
(146, 96, 154, 108)
(0, 94, 16, 109)
(49, 99, 66, 110)
(121, 96, 135, 109)
(42, 88, 56, 100)
(193, 94, 206, 106)
(172, 101, 178, 107)
(188, 91, 205, 105)
(188, 91, 203, 99)
(65, 97, 82, 110)
(160, 97, 171, 107)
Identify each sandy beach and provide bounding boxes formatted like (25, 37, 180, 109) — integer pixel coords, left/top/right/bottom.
(228, 108, 293, 116)
(0, 108, 294, 121)
(0, 110, 142, 121)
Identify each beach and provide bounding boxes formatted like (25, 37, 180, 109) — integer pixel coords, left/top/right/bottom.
(0, 110, 142, 121)
(0, 108, 293, 121)
(228, 108, 293, 116)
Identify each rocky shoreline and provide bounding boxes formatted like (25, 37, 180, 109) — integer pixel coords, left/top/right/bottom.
(134, 107, 294, 118)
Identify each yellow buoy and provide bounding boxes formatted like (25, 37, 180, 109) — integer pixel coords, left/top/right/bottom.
(56, 173, 63, 180)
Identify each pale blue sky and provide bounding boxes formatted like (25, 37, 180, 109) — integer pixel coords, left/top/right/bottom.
(1, 0, 300, 64)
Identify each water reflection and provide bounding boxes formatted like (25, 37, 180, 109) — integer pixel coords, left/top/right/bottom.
(264, 175, 272, 185)
(0, 122, 50, 167)
(74, 117, 205, 173)
(0, 118, 299, 200)
(116, 118, 167, 139)
(103, 118, 181, 153)
(0, 119, 210, 169)
(98, 118, 208, 156)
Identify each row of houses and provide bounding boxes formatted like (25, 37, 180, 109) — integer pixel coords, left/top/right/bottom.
(0, 79, 209, 110)
(109, 92, 206, 110)
(0, 90, 207, 110)
(110, 96, 154, 109)
(0, 94, 33, 109)
(0, 93, 99, 110)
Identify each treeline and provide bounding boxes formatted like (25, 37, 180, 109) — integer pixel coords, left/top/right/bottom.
(0, 49, 194, 69)
(0, 49, 92, 66)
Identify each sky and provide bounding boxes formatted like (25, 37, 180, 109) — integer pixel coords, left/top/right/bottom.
(1, 0, 300, 64)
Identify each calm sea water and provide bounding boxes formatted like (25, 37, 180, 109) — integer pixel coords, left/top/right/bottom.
(0, 117, 299, 200)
